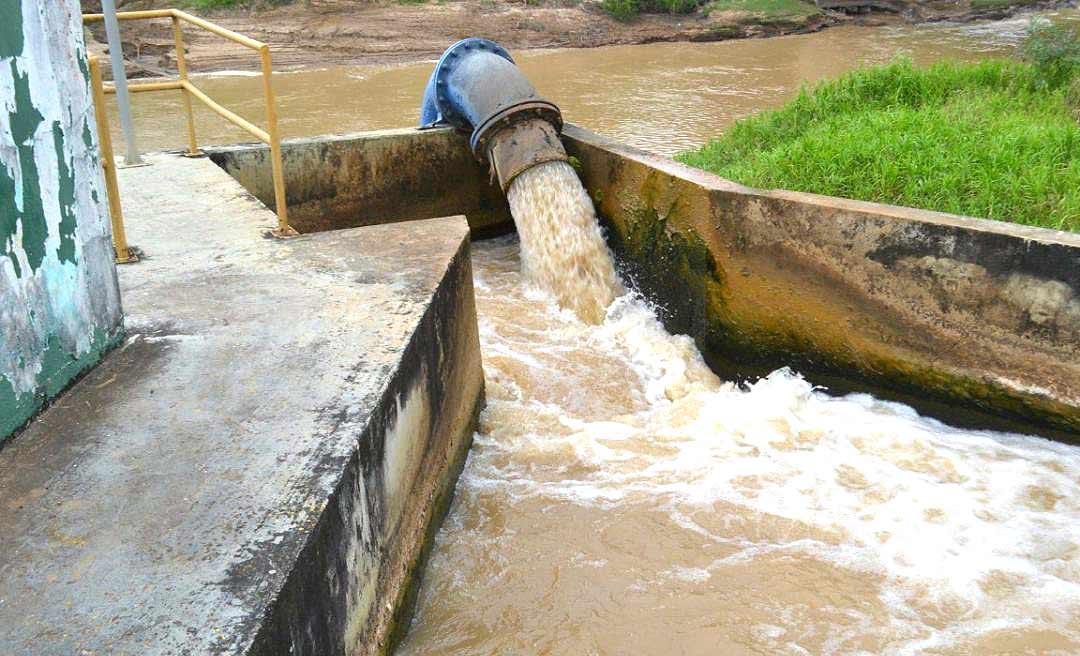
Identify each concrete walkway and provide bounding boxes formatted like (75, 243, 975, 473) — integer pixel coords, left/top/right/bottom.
(0, 154, 483, 654)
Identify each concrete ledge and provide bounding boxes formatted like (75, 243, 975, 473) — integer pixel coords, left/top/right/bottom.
(206, 128, 513, 237)
(563, 125, 1080, 440)
(0, 154, 484, 654)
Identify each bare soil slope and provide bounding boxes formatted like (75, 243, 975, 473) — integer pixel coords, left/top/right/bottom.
(83, 0, 1069, 76)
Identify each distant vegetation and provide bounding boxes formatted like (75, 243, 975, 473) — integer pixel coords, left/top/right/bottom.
(182, 0, 243, 8)
(700, 0, 821, 20)
(169, 0, 819, 22)
(601, 0, 697, 21)
(678, 22, 1080, 232)
(180, 0, 294, 8)
(601, 0, 819, 21)
(181, 0, 248, 8)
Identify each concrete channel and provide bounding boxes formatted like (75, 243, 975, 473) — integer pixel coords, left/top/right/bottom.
(6, 8, 1077, 654)
(210, 125, 1080, 442)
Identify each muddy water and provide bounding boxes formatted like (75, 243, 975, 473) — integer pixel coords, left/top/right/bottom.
(506, 161, 622, 324)
(113, 11, 1079, 156)
(394, 16, 1079, 654)
(395, 234, 1080, 655)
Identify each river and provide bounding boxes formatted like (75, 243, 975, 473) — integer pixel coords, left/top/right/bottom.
(110, 10, 1078, 156)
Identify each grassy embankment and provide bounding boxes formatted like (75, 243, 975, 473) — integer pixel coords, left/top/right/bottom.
(678, 23, 1080, 232)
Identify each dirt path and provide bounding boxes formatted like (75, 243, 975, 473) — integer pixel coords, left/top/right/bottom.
(83, 0, 1069, 77)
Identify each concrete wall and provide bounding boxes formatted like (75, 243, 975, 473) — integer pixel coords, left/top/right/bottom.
(564, 126, 1080, 441)
(207, 127, 1080, 440)
(249, 222, 484, 656)
(0, 0, 123, 444)
(207, 128, 513, 237)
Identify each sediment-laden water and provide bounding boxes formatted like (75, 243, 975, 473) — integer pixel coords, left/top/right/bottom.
(505, 161, 623, 325)
(393, 114, 1080, 654)
(113, 11, 1080, 157)
(396, 231, 1080, 654)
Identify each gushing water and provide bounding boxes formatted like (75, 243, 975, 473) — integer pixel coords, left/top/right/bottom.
(506, 161, 623, 324)
(397, 162, 1080, 654)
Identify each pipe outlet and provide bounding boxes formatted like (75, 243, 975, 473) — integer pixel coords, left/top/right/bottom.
(420, 38, 569, 190)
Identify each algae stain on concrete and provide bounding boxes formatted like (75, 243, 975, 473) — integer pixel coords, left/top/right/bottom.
(572, 131, 1080, 437)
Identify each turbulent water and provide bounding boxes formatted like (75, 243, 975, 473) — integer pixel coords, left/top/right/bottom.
(395, 162, 1080, 654)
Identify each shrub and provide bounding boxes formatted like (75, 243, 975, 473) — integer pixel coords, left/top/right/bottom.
(185, 0, 245, 8)
(641, 0, 702, 13)
(702, 0, 821, 19)
(1019, 19, 1080, 89)
(602, 0, 706, 19)
(602, 0, 641, 20)
(183, 0, 296, 8)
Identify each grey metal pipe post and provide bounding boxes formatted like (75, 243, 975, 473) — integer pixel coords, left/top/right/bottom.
(101, 0, 142, 165)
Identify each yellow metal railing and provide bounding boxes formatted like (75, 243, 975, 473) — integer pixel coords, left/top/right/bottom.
(83, 9, 296, 242)
(88, 55, 137, 263)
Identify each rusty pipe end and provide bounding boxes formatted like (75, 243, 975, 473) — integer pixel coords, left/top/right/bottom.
(486, 118, 569, 192)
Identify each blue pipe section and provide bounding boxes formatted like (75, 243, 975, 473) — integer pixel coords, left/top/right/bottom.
(420, 38, 514, 129)
(419, 38, 562, 156)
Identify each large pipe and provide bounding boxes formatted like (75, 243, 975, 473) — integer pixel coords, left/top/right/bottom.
(419, 38, 568, 191)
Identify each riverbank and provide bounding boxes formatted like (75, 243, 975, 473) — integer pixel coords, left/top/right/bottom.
(85, 0, 1072, 76)
(678, 56, 1080, 232)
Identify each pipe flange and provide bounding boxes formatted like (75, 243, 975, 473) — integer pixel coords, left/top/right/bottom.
(470, 100, 563, 159)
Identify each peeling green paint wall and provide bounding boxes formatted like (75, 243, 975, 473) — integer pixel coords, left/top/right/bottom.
(0, 0, 123, 444)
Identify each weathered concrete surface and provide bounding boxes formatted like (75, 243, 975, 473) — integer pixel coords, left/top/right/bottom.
(0, 0, 123, 444)
(562, 125, 1080, 441)
(207, 128, 513, 237)
(0, 154, 483, 654)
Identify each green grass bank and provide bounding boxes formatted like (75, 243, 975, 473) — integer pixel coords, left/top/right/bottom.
(678, 57, 1080, 232)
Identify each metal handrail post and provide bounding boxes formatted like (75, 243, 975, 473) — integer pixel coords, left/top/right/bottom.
(259, 46, 295, 237)
(171, 14, 201, 157)
(82, 8, 298, 239)
(100, 0, 143, 166)
(88, 57, 137, 264)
